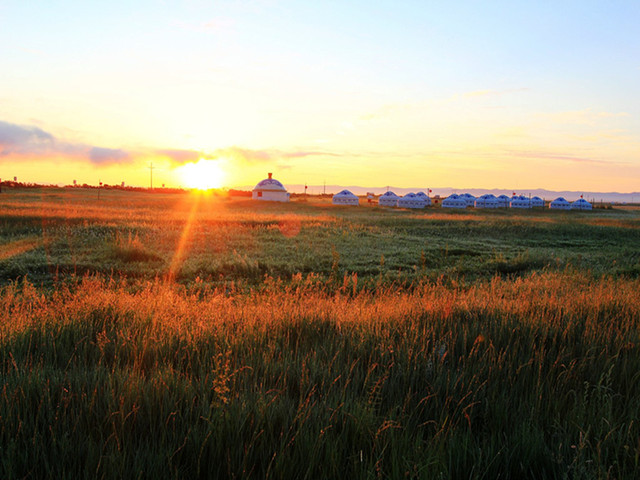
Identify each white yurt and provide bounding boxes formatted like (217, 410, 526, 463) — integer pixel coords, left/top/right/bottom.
(398, 192, 426, 209)
(460, 193, 476, 207)
(571, 198, 593, 210)
(510, 195, 532, 209)
(496, 195, 511, 207)
(378, 191, 399, 207)
(531, 196, 545, 208)
(252, 173, 290, 202)
(549, 197, 571, 210)
(332, 190, 359, 206)
(475, 194, 499, 209)
(415, 191, 432, 206)
(441, 194, 467, 209)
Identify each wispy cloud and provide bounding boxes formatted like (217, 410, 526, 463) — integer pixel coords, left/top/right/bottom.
(89, 147, 131, 164)
(155, 149, 202, 164)
(537, 108, 629, 126)
(206, 146, 341, 164)
(0, 120, 344, 170)
(0, 120, 133, 165)
(501, 149, 618, 166)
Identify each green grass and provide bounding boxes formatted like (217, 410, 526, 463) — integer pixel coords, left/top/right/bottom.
(1, 188, 640, 479)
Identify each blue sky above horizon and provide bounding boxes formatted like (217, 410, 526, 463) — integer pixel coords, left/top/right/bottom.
(1, 0, 639, 191)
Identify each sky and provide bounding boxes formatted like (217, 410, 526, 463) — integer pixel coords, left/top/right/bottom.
(1, 0, 639, 192)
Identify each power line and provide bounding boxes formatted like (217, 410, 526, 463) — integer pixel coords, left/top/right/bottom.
(148, 162, 154, 190)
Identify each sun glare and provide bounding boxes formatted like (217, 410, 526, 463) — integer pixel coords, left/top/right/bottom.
(179, 159, 225, 190)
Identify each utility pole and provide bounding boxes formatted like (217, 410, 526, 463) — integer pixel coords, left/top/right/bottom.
(323, 180, 326, 195)
(149, 162, 154, 190)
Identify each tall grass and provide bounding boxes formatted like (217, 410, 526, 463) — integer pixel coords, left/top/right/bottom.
(2, 271, 639, 478)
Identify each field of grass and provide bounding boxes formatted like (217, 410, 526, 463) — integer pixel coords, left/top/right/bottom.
(1, 187, 640, 479)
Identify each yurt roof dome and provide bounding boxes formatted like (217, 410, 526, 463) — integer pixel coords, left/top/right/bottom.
(334, 189, 358, 197)
(381, 191, 398, 197)
(253, 173, 287, 192)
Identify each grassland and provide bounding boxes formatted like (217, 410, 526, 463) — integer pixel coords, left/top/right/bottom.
(1, 187, 640, 479)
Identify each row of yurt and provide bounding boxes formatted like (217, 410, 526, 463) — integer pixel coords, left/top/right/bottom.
(475, 194, 500, 208)
(549, 197, 592, 210)
(251, 175, 593, 212)
(398, 192, 428, 208)
(377, 191, 432, 208)
(441, 194, 467, 209)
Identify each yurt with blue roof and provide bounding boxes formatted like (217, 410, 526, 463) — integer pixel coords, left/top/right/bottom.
(398, 192, 426, 209)
(332, 190, 359, 206)
(252, 173, 290, 202)
(442, 194, 467, 209)
(378, 191, 399, 207)
(549, 197, 571, 210)
(571, 198, 593, 210)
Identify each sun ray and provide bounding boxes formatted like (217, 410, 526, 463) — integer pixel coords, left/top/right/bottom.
(167, 193, 202, 282)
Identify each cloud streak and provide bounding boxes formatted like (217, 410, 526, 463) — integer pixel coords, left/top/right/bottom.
(0, 120, 134, 165)
(214, 146, 340, 163)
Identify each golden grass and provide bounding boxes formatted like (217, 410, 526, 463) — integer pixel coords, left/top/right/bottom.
(0, 236, 42, 262)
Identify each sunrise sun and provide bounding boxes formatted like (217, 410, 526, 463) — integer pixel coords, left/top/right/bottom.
(178, 159, 225, 190)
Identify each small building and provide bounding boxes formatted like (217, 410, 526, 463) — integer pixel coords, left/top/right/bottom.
(571, 198, 593, 210)
(442, 194, 467, 209)
(531, 196, 545, 208)
(475, 194, 499, 209)
(332, 189, 359, 206)
(378, 191, 399, 207)
(549, 197, 571, 210)
(252, 173, 290, 202)
(398, 192, 426, 209)
(460, 193, 476, 207)
(415, 191, 432, 206)
(496, 195, 511, 207)
(510, 195, 532, 209)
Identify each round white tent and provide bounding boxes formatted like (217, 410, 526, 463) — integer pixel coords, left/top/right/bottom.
(475, 194, 499, 209)
(571, 198, 593, 210)
(496, 195, 511, 207)
(510, 195, 532, 209)
(332, 190, 359, 206)
(398, 192, 426, 209)
(531, 196, 545, 208)
(415, 191, 432, 206)
(460, 193, 476, 207)
(378, 191, 399, 207)
(549, 197, 571, 210)
(442, 194, 467, 209)
(252, 173, 290, 202)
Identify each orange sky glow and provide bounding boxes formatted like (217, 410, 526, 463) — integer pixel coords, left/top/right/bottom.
(1, 1, 639, 192)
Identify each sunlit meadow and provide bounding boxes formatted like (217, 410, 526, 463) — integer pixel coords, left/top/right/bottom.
(1, 187, 640, 479)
